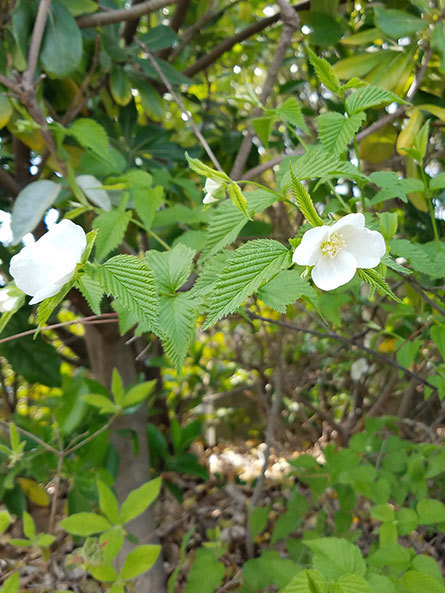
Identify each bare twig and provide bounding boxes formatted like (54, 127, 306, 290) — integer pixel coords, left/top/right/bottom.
(136, 40, 224, 171)
(230, 0, 300, 179)
(77, 0, 175, 28)
(23, 0, 52, 90)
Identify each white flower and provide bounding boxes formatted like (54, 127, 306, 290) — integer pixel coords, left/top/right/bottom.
(292, 213, 386, 291)
(350, 358, 369, 382)
(9, 220, 87, 305)
(0, 287, 20, 313)
(203, 178, 223, 204)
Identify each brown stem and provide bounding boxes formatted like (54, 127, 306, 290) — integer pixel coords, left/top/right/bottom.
(0, 167, 20, 197)
(23, 0, 52, 90)
(169, 0, 215, 61)
(158, 0, 191, 59)
(76, 0, 175, 28)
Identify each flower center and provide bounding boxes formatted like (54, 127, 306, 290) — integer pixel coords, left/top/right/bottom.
(320, 232, 345, 258)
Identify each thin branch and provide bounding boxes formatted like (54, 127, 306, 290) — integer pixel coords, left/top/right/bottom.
(0, 419, 59, 455)
(0, 73, 19, 92)
(158, 0, 191, 59)
(247, 312, 437, 392)
(242, 150, 303, 180)
(23, 0, 52, 90)
(77, 0, 175, 28)
(136, 40, 224, 171)
(169, 0, 215, 61)
(0, 167, 20, 197)
(230, 0, 300, 179)
(64, 414, 117, 455)
(398, 273, 445, 316)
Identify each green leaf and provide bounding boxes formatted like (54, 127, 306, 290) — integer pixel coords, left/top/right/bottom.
(120, 544, 161, 580)
(121, 380, 156, 408)
(413, 120, 429, 162)
(58, 0, 97, 16)
(378, 212, 398, 241)
(289, 171, 323, 226)
(203, 240, 292, 328)
(227, 183, 250, 218)
(82, 394, 117, 414)
(59, 512, 111, 535)
(36, 279, 76, 326)
(317, 112, 366, 154)
(430, 172, 445, 191)
(431, 22, 445, 73)
(22, 511, 35, 540)
(411, 556, 444, 586)
(332, 573, 373, 593)
(417, 499, 445, 524)
(357, 269, 401, 303)
(396, 508, 418, 535)
(138, 56, 192, 87)
(305, 538, 366, 580)
(401, 571, 445, 593)
(110, 65, 132, 106)
(374, 7, 427, 39)
(147, 244, 196, 294)
(159, 294, 198, 372)
(93, 209, 132, 261)
(306, 45, 340, 93)
(250, 505, 269, 540)
(9, 421, 19, 451)
(252, 116, 275, 147)
(276, 97, 308, 133)
(69, 118, 109, 158)
(280, 569, 328, 593)
(184, 548, 225, 593)
(40, 1, 82, 78)
(389, 239, 445, 279)
(0, 510, 12, 534)
(258, 270, 318, 313)
(431, 325, 445, 361)
(88, 563, 118, 582)
(371, 504, 394, 522)
(100, 527, 124, 564)
(76, 274, 104, 315)
(97, 482, 119, 525)
(120, 477, 162, 525)
(35, 533, 56, 547)
(346, 86, 406, 114)
(2, 572, 19, 593)
(11, 180, 61, 243)
(369, 172, 424, 205)
(92, 255, 159, 333)
(139, 25, 178, 49)
(76, 175, 111, 211)
(185, 153, 230, 183)
(135, 186, 164, 231)
(111, 368, 124, 405)
(368, 544, 412, 570)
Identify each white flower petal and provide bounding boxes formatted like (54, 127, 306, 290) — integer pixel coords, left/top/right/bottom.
(344, 228, 386, 268)
(204, 178, 222, 193)
(292, 226, 329, 266)
(311, 251, 357, 290)
(9, 220, 86, 303)
(29, 283, 63, 305)
(203, 193, 218, 204)
(330, 213, 365, 236)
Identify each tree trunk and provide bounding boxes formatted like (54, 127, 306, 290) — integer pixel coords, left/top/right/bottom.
(84, 323, 166, 592)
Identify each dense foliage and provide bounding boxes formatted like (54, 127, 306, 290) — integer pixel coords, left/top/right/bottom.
(0, 0, 444, 592)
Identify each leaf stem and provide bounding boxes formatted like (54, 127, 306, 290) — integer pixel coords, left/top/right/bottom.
(131, 217, 171, 250)
(419, 167, 440, 250)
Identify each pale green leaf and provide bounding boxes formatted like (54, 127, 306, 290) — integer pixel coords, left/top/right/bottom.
(2, 572, 19, 593)
(258, 270, 318, 313)
(401, 571, 445, 593)
(82, 394, 117, 414)
(9, 422, 19, 451)
(378, 212, 398, 241)
(185, 153, 230, 183)
(279, 569, 328, 593)
(346, 86, 406, 114)
(147, 244, 196, 294)
(11, 180, 61, 243)
(76, 274, 104, 315)
(431, 22, 445, 72)
(88, 563, 118, 582)
(332, 573, 373, 593)
(121, 380, 156, 408)
(92, 255, 159, 333)
(121, 544, 161, 580)
(69, 118, 109, 158)
(0, 510, 12, 534)
(306, 45, 340, 93)
(289, 172, 323, 226)
(22, 511, 35, 540)
(411, 556, 444, 586)
(369, 172, 424, 205)
(184, 548, 225, 593)
(430, 172, 445, 191)
(357, 269, 401, 303)
(227, 183, 250, 218)
(111, 368, 124, 404)
(276, 97, 308, 132)
(97, 481, 119, 524)
(120, 477, 162, 524)
(305, 538, 366, 580)
(417, 499, 445, 524)
(59, 512, 111, 536)
(317, 112, 366, 154)
(203, 240, 292, 328)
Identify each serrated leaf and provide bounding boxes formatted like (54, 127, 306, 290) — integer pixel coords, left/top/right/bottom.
(227, 183, 250, 218)
(289, 172, 323, 226)
(120, 477, 162, 524)
(59, 512, 111, 535)
(346, 86, 406, 114)
(389, 239, 445, 279)
(276, 97, 308, 133)
(93, 209, 132, 261)
(357, 269, 401, 302)
(369, 172, 424, 206)
(69, 118, 109, 158)
(202, 189, 276, 260)
(121, 544, 161, 580)
(280, 569, 328, 593)
(378, 212, 398, 241)
(401, 571, 445, 593)
(92, 255, 159, 332)
(185, 153, 230, 183)
(147, 244, 196, 294)
(252, 116, 275, 147)
(159, 294, 198, 372)
(417, 498, 445, 524)
(76, 274, 104, 315)
(306, 45, 340, 93)
(305, 538, 366, 580)
(135, 185, 164, 231)
(317, 112, 366, 154)
(380, 254, 411, 275)
(204, 240, 292, 328)
(258, 270, 318, 313)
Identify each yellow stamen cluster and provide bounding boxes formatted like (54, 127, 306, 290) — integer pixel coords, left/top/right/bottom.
(320, 232, 345, 258)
